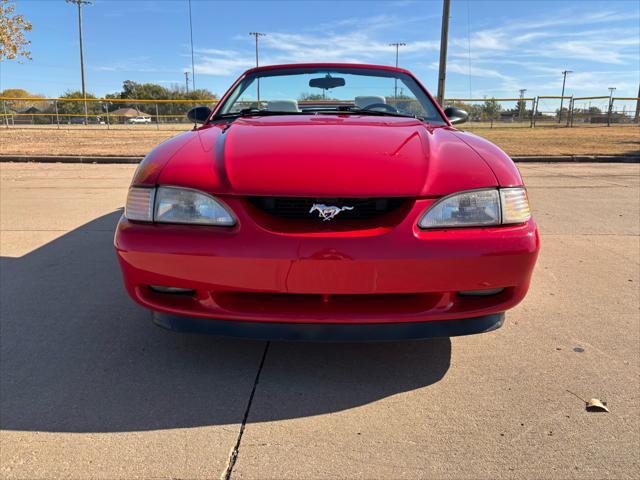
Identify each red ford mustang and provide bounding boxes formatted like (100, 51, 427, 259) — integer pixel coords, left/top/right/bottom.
(114, 63, 539, 341)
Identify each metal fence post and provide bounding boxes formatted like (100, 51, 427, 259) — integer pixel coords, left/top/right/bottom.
(155, 103, 160, 131)
(607, 97, 613, 127)
(569, 98, 575, 127)
(2, 100, 9, 128)
(530, 97, 538, 128)
(106, 103, 111, 129)
(566, 97, 573, 127)
(54, 100, 60, 129)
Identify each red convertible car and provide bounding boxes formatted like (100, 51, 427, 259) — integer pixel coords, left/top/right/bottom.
(115, 63, 539, 340)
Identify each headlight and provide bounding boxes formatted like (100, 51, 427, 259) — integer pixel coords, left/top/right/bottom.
(125, 186, 236, 226)
(418, 187, 530, 229)
(155, 186, 236, 225)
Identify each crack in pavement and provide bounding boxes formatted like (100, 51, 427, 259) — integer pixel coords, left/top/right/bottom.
(222, 341, 271, 480)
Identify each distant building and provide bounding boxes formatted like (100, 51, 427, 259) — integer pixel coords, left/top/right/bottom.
(12, 106, 47, 124)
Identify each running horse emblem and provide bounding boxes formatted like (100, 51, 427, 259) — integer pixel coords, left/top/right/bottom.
(309, 204, 354, 221)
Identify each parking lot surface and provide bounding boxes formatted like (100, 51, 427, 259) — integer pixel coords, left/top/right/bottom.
(1, 162, 639, 479)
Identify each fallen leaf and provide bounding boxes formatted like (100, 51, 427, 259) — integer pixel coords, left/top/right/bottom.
(566, 390, 610, 413)
(586, 398, 609, 413)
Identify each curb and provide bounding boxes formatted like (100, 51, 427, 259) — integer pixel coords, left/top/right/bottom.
(0, 155, 142, 164)
(513, 155, 640, 163)
(0, 154, 638, 164)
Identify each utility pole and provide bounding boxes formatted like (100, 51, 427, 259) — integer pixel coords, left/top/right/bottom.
(249, 32, 266, 102)
(558, 70, 572, 123)
(389, 42, 406, 99)
(634, 83, 640, 124)
(436, 0, 451, 106)
(607, 87, 616, 127)
(188, 0, 196, 91)
(184, 71, 190, 94)
(518, 89, 527, 122)
(66, 0, 92, 124)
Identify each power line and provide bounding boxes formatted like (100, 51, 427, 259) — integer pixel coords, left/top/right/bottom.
(389, 42, 406, 98)
(249, 32, 266, 102)
(558, 70, 572, 123)
(436, 0, 451, 106)
(66, 0, 92, 124)
(249, 32, 266, 67)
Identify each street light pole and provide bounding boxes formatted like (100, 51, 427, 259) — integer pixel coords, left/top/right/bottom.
(607, 87, 616, 127)
(558, 70, 572, 123)
(66, 0, 92, 124)
(436, 0, 451, 106)
(389, 42, 406, 99)
(249, 32, 266, 103)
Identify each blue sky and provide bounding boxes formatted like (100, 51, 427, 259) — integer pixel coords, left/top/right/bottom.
(1, 0, 639, 103)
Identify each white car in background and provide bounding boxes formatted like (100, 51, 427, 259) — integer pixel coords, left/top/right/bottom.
(128, 116, 152, 124)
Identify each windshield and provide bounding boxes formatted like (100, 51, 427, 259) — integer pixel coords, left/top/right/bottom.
(215, 66, 446, 124)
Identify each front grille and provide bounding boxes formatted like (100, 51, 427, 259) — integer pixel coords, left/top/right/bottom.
(247, 197, 407, 220)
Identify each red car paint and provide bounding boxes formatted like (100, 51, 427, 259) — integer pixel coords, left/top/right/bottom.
(115, 63, 539, 336)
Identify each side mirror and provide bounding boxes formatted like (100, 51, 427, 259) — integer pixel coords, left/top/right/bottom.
(444, 106, 469, 125)
(187, 106, 212, 124)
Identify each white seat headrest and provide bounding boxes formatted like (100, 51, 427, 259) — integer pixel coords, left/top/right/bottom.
(354, 96, 387, 109)
(266, 100, 300, 112)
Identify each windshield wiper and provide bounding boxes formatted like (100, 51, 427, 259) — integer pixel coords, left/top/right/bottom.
(215, 108, 306, 119)
(304, 105, 425, 121)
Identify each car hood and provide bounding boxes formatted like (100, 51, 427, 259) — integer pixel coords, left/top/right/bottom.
(144, 114, 501, 197)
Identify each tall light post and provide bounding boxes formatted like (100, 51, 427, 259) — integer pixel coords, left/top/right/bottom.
(607, 87, 616, 127)
(436, 0, 451, 106)
(188, 0, 196, 92)
(249, 32, 266, 103)
(518, 89, 527, 122)
(389, 42, 406, 99)
(66, 0, 92, 124)
(558, 69, 572, 123)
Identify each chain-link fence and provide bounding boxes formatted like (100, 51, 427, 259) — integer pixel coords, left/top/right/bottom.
(443, 98, 536, 128)
(1, 95, 639, 129)
(0, 97, 219, 130)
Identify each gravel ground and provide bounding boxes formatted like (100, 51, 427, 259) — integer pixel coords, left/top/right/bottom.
(0, 124, 638, 157)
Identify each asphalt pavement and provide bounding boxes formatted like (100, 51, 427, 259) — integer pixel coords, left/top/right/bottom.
(0, 163, 638, 479)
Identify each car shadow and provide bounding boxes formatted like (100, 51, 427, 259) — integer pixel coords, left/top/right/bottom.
(0, 211, 451, 433)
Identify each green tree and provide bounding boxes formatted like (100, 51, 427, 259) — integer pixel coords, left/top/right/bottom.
(57, 90, 101, 116)
(481, 98, 502, 126)
(299, 93, 326, 101)
(106, 80, 218, 117)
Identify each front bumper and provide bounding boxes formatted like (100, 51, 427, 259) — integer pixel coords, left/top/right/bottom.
(153, 311, 504, 341)
(114, 198, 539, 328)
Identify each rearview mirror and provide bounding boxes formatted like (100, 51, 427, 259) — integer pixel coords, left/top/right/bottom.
(309, 76, 346, 90)
(187, 106, 212, 124)
(444, 106, 469, 125)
